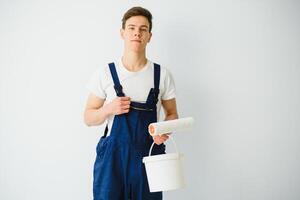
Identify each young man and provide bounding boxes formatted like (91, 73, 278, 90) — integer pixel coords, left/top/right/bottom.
(84, 6, 178, 200)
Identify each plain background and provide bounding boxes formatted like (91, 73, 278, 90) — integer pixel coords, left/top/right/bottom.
(1, 0, 300, 199)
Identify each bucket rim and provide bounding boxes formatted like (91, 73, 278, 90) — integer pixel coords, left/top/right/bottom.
(142, 153, 183, 163)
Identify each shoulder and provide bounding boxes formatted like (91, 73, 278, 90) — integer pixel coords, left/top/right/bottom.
(93, 60, 118, 78)
(99, 62, 113, 74)
(89, 61, 117, 86)
(148, 60, 173, 80)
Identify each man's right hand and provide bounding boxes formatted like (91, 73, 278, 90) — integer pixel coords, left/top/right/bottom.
(105, 96, 131, 115)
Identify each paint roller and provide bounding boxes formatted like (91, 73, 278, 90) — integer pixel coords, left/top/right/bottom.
(148, 117, 194, 136)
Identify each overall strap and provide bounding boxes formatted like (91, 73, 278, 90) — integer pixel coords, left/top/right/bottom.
(152, 63, 161, 104)
(103, 62, 124, 138)
(154, 63, 161, 91)
(108, 62, 125, 97)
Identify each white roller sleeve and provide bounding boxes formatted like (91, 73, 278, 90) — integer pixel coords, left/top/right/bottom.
(148, 117, 194, 136)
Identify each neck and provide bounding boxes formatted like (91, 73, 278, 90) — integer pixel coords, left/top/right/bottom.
(122, 50, 147, 72)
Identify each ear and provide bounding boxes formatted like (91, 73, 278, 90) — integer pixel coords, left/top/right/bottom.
(147, 32, 152, 43)
(120, 28, 125, 39)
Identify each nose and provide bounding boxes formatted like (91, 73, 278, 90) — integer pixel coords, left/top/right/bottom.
(134, 30, 141, 37)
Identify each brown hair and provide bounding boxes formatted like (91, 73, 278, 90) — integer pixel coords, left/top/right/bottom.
(122, 7, 153, 32)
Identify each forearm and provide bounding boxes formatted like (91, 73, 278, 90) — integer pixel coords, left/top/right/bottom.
(84, 105, 110, 126)
(162, 98, 179, 122)
(164, 112, 178, 121)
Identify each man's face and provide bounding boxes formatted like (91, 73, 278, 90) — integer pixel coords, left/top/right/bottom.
(120, 16, 152, 53)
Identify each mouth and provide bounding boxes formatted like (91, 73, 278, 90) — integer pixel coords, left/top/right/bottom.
(131, 40, 142, 43)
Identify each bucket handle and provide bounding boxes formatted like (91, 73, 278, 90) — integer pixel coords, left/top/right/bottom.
(149, 135, 178, 157)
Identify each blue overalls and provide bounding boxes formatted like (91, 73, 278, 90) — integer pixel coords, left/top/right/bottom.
(93, 62, 165, 200)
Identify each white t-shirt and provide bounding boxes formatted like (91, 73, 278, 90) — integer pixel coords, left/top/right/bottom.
(86, 59, 176, 136)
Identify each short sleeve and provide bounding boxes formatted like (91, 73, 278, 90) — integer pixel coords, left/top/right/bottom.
(86, 68, 106, 99)
(161, 69, 176, 100)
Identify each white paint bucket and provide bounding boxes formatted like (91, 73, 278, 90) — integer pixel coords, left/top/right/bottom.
(142, 136, 185, 192)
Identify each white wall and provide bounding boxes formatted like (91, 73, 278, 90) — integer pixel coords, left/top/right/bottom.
(1, 0, 300, 199)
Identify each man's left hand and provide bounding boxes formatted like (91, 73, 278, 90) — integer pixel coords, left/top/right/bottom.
(152, 134, 169, 145)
